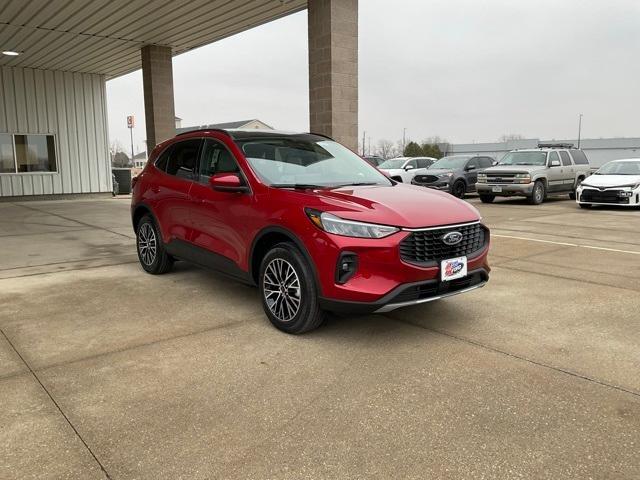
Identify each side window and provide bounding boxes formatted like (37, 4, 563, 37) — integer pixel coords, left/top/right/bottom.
(559, 151, 572, 166)
(466, 158, 480, 169)
(548, 151, 560, 166)
(166, 139, 201, 179)
(570, 149, 589, 165)
(198, 139, 240, 180)
(154, 145, 173, 172)
(480, 157, 494, 168)
(406, 159, 417, 169)
(417, 158, 430, 168)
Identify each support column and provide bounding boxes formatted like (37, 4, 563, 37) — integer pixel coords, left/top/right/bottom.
(308, 0, 358, 151)
(141, 45, 175, 149)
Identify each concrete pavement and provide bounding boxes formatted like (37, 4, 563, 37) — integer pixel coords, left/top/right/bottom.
(0, 196, 639, 479)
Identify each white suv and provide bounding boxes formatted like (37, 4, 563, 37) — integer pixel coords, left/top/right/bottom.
(378, 157, 437, 183)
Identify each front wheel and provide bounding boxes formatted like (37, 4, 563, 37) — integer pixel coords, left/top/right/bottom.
(451, 180, 466, 199)
(259, 243, 325, 334)
(479, 194, 495, 203)
(528, 181, 546, 205)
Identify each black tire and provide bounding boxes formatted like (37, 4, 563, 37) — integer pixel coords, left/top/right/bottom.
(136, 214, 174, 274)
(479, 194, 495, 203)
(570, 177, 584, 200)
(579, 203, 592, 209)
(259, 243, 325, 334)
(451, 180, 466, 199)
(528, 180, 545, 205)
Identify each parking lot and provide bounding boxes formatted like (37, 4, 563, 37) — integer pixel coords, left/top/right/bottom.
(1, 195, 639, 479)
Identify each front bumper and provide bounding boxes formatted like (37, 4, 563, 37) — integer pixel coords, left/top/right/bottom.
(412, 180, 451, 191)
(319, 269, 489, 314)
(577, 186, 640, 206)
(477, 183, 534, 196)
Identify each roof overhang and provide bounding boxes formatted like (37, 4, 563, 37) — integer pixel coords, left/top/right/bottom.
(0, 0, 306, 79)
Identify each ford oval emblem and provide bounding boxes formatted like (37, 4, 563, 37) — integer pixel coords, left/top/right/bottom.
(442, 231, 463, 246)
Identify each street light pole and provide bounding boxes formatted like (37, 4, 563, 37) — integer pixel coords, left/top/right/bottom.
(577, 114, 583, 149)
(362, 130, 366, 156)
(402, 128, 407, 154)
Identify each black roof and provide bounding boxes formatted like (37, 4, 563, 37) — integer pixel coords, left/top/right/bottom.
(177, 128, 332, 142)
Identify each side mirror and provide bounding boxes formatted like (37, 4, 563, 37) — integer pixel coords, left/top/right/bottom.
(404, 165, 414, 171)
(209, 173, 248, 192)
(465, 164, 476, 171)
(549, 159, 561, 167)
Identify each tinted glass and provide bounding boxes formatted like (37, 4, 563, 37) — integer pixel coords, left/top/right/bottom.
(166, 140, 200, 179)
(199, 139, 240, 178)
(238, 138, 390, 187)
(154, 146, 173, 171)
(429, 156, 471, 169)
(559, 151, 572, 166)
(570, 149, 589, 165)
(480, 157, 494, 168)
(14, 135, 57, 172)
(0, 133, 14, 173)
(467, 158, 480, 169)
(417, 158, 432, 168)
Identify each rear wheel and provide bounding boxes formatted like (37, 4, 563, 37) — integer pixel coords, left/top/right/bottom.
(528, 180, 545, 205)
(136, 215, 173, 274)
(479, 194, 495, 203)
(579, 203, 592, 209)
(259, 243, 325, 334)
(451, 180, 466, 199)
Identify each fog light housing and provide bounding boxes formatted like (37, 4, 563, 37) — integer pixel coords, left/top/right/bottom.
(336, 252, 358, 284)
(618, 191, 632, 197)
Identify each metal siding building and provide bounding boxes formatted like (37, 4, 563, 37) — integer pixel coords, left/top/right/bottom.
(447, 138, 640, 168)
(0, 66, 110, 197)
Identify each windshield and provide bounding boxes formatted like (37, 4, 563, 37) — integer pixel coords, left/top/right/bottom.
(429, 156, 470, 169)
(237, 137, 391, 188)
(378, 158, 406, 169)
(595, 161, 640, 175)
(499, 151, 547, 166)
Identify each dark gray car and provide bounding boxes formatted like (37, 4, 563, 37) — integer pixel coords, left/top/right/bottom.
(411, 155, 495, 198)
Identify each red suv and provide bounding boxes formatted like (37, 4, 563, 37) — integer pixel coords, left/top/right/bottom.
(131, 129, 490, 333)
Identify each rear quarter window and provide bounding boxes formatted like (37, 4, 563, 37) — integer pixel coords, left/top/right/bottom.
(570, 149, 589, 165)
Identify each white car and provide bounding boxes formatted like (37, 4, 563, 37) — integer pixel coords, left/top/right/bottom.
(576, 158, 640, 208)
(378, 157, 437, 183)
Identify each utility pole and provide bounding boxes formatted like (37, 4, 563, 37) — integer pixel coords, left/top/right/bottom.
(577, 113, 583, 149)
(362, 130, 366, 156)
(368, 136, 371, 156)
(402, 128, 407, 154)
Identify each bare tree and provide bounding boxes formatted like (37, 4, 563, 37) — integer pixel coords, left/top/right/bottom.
(376, 139, 397, 159)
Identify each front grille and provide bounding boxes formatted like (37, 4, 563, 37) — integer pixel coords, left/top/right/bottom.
(392, 271, 487, 303)
(486, 174, 516, 184)
(580, 188, 629, 204)
(414, 174, 439, 184)
(400, 223, 487, 265)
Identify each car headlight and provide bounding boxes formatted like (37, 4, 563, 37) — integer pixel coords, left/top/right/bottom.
(306, 209, 399, 238)
(514, 173, 531, 184)
(437, 172, 453, 178)
(477, 173, 487, 183)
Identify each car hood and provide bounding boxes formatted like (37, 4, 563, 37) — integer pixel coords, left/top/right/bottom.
(483, 165, 544, 174)
(581, 174, 640, 188)
(423, 168, 456, 175)
(274, 184, 481, 229)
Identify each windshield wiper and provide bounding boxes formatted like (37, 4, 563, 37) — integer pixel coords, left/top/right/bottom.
(332, 182, 379, 188)
(270, 183, 326, 190)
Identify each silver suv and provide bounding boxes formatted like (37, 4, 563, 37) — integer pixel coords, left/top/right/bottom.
(476, 144, 591, 205)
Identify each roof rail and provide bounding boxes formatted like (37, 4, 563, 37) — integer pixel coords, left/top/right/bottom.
(176, 128, 230, 137)
(537, 142, 575, 149)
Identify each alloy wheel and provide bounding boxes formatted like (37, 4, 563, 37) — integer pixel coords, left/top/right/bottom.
(263, 258, 301, 322)
(138, 223, 157, 266)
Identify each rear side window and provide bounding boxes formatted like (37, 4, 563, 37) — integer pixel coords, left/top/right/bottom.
(570, 149, 589, 165)
(559, 151, 572, 166)
(166, 139, 201, 179)
(154, 145, 173, 171)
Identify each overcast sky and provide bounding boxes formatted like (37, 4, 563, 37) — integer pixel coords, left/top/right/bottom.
(106, 0, 640, 155)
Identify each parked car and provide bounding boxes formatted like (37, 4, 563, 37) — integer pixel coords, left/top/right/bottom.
(476, 144, 591, 204)
(363, 155, 385, 167)
(131, 129, 490, 334)
(411, 155, 495, 198)
(576, 158, 640, 208)
(378, 156, 437, 183)
(111, 172, 119, 196)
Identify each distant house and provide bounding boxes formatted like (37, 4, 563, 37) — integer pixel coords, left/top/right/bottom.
(132, 151, 148, 169)
(176, 119, 273, 134)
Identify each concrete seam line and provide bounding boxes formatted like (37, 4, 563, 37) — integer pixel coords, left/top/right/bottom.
(0, 254, 137, 272)
(492, 225, 640, 247)
(389, 318, 640, 400)
(0, 328, 112, 480)
(493, 233, 640, 255)
(0, 260, 139, 280)
(16, 203, 134, 239)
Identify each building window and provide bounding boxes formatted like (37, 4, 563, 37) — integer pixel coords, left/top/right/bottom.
(0, 134, 57, 173)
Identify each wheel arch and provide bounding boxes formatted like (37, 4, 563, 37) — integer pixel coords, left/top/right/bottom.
(249, 226, 321, 292)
